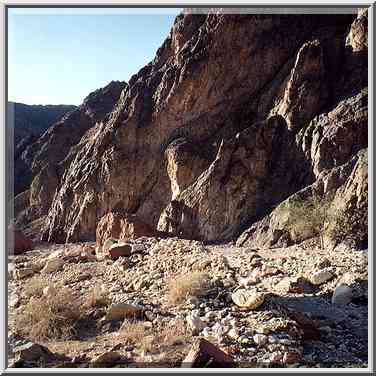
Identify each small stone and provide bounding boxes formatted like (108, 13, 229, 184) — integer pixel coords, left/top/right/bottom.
(9, 293, 20, 308)
(204, 311, 216, 320)
(332, 283, 353, 305)
(105, 303, 143, 321)
(238, 335, 250, 344)
(283, 351, 301, 364)
(90, 351, 122, 367)
(181, 338, 234, 367)
(131, 244, 146, 253)
(144, 310, 157, 321)
(186, 313, 205, 333)
(42, 285, 57, 297)
(309, 269, 334, 285)
(14, 268, 34, 280)
(227, 328, 239, 339)
(133, 277, 147, 290)
(109, 243, 132, 260)
(253, 333, 268, 346)
(231, 289, 265, 309)
(41, 258, 64, 274)
(270, 351, 284, 364)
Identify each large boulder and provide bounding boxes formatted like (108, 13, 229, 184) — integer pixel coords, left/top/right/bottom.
(96, 211, 158, 248)
(9, 224, 33, 255)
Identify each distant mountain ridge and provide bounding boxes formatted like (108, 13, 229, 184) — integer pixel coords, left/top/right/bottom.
(8, 101, 77, 146)
(9, 101, 76, 196)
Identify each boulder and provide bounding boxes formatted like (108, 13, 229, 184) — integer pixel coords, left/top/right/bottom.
(41, 258, 64, 274)
(90, 351, 122, 367)
(96, 212, 158, 248)
(332, 283, 353, 305)
(14, 342, 53, 362)
(181, 338, 234, 368)
(14, 268, 34, 280)
(231, 289, 265, 309)
(108, 243, 132, 260)
(309, 269, 334, 285)
(105, 303, 143, 321)
(9, 225, 33, 255)
(274, 276, 312, 294)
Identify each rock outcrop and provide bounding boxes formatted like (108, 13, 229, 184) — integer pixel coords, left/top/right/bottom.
(11, 9, 366, 249)
(96, 211, 159, 248)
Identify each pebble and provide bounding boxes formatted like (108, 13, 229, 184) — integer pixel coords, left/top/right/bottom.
(253, 333, 268, 346)
(309, 269, 334, 285)
(231, 289, 265, 309)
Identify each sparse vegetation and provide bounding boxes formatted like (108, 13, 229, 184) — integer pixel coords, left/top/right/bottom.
(15, 288, 83, 341)
(118, 319, 189, 355)
(83, 284, 110, 309)
(277, 193, 333, 249)
(168, 271, 210, 305)
(24, 276, 47, 298)
(327, 204, 368, 249)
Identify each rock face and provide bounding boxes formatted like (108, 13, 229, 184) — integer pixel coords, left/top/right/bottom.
(96, 211, 159, 248)
(12, 10, 366, 248)
(14, 81, 126, 226)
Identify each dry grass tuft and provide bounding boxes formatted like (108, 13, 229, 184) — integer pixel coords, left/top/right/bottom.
(168, 271, 210, 305)
(24, 276, 47, 298)
(118, 319, 189, 354)
(154, 319, 188, 348)
(118, 320, 152, 352)
(14, 288, 83, 341)
(83, 285, 110, 309)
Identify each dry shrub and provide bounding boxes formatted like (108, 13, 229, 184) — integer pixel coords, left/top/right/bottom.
(24, 276, 47, 298)
(154, 319, 188, 348)
(15, 288, 82, 341)
(83, 285, 110, 309)
(119, 319, 188, 354)
(118, 320, 152, 352)
(278, 193, 332, 249)
(168, 271, 210, 305)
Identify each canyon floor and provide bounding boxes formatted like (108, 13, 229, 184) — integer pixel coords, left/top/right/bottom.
(8, 236, 368, 368)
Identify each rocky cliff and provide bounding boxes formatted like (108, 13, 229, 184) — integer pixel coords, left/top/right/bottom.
(14, 9, 367, 249)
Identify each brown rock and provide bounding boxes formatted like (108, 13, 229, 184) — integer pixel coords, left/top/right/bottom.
(108, 243, 132, 260)
(9, 224, 33, 255)
(158, 116, 307, 241)
(181, 338, 234, 368)
(277, 39, 328, 131)
(90, 351, 122, 367)
(274, 276, 312, 294)
(40, 13, 354, 243)
(105, 303, 143, 321)
(96, 211, 158, 248)
(283, 351, 301, 364)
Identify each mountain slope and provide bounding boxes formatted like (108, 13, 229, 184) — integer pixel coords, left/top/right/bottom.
(13, 9, 367, 251)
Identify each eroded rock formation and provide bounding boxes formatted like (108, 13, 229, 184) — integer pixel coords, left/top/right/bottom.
(12, 9, 367, 249)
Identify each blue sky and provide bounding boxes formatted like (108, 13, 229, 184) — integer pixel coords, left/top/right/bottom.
(8, 8, 181, 105)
